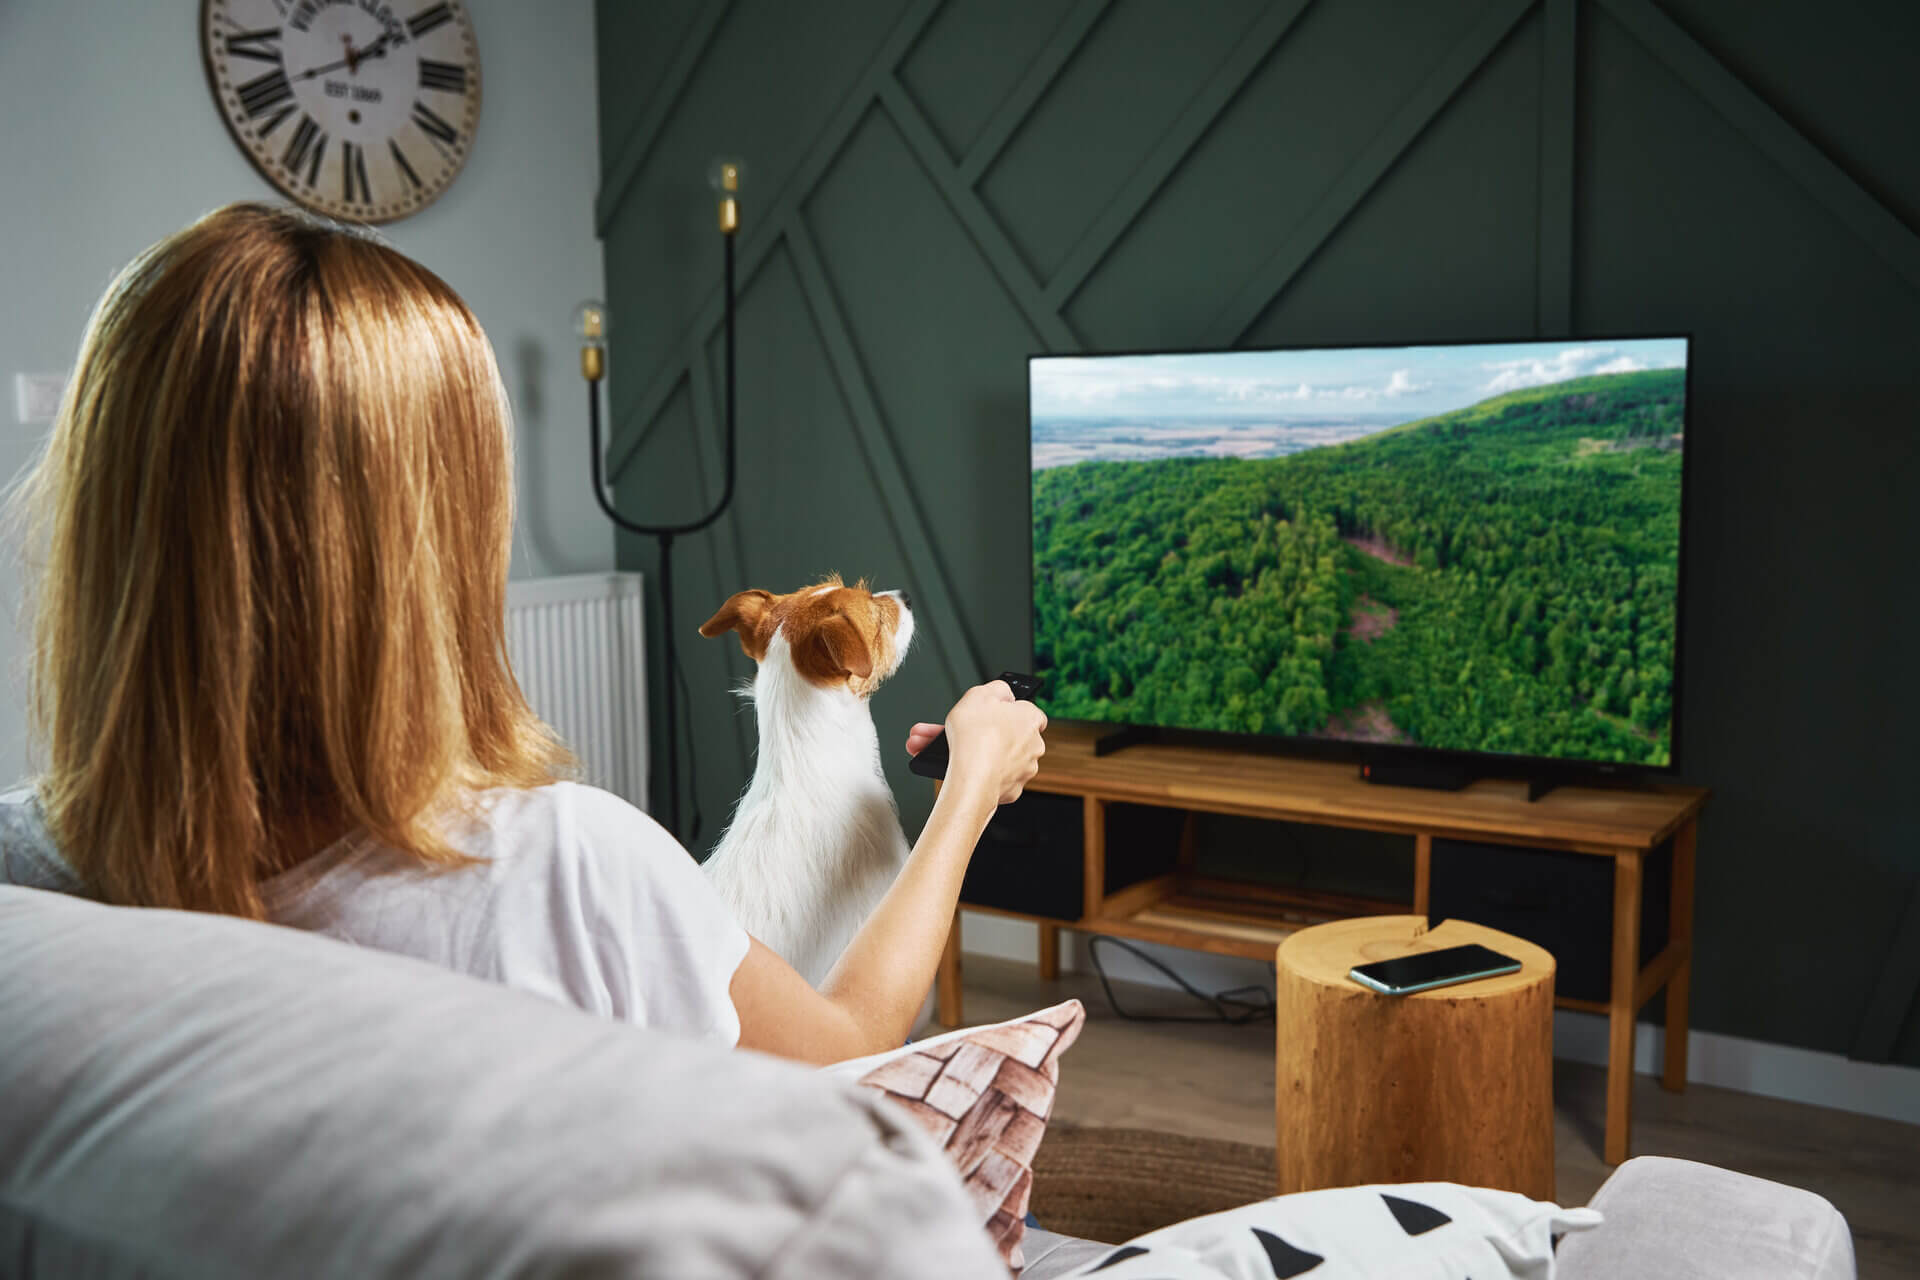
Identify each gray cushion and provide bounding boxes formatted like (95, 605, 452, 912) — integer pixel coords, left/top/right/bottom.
(0, 886, 1004, 1280)
(1014, 1227, 1114, 1279)
(1555, 1155, 1855, 1280)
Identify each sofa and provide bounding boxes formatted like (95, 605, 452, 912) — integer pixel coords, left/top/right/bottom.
(0, 885, 1855, 1278)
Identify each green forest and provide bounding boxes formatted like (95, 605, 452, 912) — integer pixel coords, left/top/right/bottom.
(1031, 369, 1685, 765)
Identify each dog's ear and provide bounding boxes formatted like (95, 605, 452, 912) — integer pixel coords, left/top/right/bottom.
(699, 589, 772, 647)
(807, 613, 875, 681)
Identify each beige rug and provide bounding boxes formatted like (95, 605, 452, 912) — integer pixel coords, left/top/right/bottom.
(1029, 1124, 1277, 1245)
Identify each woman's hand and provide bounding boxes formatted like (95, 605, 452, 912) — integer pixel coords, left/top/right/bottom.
(926, 679, 1047, 805)
(736, 680, 1048, 1061)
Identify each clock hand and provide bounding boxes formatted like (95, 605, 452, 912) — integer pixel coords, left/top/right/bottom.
(347, 31, 394, 67)
(293, 33, 393, 81)
(296, 54, 352, 79)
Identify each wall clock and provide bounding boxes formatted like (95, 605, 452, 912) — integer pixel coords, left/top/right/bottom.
(201, 0, 482, 224)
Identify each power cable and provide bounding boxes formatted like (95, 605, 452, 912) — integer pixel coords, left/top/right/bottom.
(1084, 934, 1275, 1025)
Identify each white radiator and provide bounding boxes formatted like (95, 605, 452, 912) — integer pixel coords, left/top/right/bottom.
(505, 573, 649, 812)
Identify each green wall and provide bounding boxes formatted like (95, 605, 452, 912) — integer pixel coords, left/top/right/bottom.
(594, 0, 1920, 1066)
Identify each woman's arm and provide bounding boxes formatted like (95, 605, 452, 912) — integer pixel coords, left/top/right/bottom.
(730, 681, 1045, 1064)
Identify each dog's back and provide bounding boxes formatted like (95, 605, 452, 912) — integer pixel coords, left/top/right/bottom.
(698, 579, 914, 987)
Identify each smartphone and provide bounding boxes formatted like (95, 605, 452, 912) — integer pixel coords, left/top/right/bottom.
(1348, 943, 1522, 996)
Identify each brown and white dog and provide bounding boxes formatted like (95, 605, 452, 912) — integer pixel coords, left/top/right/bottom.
(697, 575, 915, 986)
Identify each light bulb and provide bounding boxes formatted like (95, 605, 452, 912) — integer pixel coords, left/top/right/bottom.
(574, 299, 608, 382)
(708, 157, 745, 196)
(709, 156, 745, 235)
(573, 299, 608, 346)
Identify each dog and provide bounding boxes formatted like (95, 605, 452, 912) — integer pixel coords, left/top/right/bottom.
(697, 575, 916, 987)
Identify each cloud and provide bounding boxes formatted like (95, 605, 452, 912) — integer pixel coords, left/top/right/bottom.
(1034, 365, 1351, 410)
(1594, 356, 1646, 374)
(1221, 380, 1314, 403)
(1481, 346, 1654, 394)
(1036, 365, 1432, 411)
(1031, 364, 1234, 406)
(1294, 369, 1429, 402)
(1384, 368, 1427, 397)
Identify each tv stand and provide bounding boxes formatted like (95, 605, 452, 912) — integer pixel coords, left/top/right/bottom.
(935, 723, 1707, 1166)
(1092, 724, 1160, 756)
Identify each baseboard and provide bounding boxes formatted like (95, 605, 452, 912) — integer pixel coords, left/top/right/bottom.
(958, 909, 1920, 1128)
(1548, 1007, 1920, 1127)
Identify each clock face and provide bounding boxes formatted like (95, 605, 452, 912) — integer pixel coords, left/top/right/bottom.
(201, 0, 481, 223)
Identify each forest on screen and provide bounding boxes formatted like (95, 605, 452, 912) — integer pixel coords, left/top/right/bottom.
(1032, 369, 1684, 766)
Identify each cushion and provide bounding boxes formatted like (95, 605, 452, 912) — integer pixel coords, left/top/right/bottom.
(1050, 1182, 1601, 1279)
(1554, 1156, 1855, 1280)
(1016, 1227, 1116, 1280)
(0, 885, 1005, 1280)
(826, 1000, 1086, 1269)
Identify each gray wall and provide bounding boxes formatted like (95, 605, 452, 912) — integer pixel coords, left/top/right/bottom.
(596, 0, 1920, 1065)
(0, 0, 609, 787)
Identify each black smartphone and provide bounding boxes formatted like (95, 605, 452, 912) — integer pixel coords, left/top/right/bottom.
(1348, 943, 1522, 995)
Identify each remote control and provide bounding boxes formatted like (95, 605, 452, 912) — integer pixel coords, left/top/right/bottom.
(908, 672, 1041, 780)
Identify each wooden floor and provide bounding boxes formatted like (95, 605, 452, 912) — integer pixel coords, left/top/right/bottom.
(950, 954, 1920, 1280)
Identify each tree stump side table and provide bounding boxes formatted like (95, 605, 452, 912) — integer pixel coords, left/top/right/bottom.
(1275, 915, 1556, 1200)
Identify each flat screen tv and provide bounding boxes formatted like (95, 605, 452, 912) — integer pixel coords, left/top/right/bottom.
(1029, 337, 1690, 778)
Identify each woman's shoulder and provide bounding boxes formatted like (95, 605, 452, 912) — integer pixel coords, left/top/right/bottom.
(471, 783, 743, 1036)
(0, 786, 44, 826)
(455, 781, 705, 896)
(265, 782, 738, 1032)
(270, 782, 690, 910)
(470, 780, 679, 856)
(0, 786, 88, 894)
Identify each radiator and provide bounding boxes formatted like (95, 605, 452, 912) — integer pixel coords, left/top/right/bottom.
(504, 573, 649, 812)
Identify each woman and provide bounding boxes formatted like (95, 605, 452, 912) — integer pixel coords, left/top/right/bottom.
(0, 203, 1045, 1065)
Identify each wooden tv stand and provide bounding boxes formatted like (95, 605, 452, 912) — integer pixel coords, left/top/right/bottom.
(934, 722, 1708, 1165)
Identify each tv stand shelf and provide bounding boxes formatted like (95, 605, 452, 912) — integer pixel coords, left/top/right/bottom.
(935, 723, 1708, 1165)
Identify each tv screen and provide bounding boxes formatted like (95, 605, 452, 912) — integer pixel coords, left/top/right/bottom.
(1029, 337, 1689, 771)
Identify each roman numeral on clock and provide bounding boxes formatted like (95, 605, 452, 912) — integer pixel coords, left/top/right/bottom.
(411, 101, 459, 146)
(225, 28, 283, 63)
(283, 115, 328, 187)
(342, 141, 373, 205)
(418, 59, 467, 93)
(407, 3, 454, 38)
(237, 68, 294, 119)
(390, 140, 423, 190)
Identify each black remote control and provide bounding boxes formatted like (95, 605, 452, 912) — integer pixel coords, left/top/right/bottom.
(908, 672, 1041, 780)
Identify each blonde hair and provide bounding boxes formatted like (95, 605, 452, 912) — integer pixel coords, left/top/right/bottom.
(19, 202, 569, 918)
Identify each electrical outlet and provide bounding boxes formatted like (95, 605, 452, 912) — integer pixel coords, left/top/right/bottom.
(14, 372, 66, 426)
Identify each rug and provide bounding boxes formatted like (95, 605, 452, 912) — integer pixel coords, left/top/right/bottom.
(1029, 1124, 1277, 1245)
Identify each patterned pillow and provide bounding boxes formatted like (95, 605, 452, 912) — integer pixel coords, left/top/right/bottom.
(824, 1000, 1086, 1269)
(1056, 1182, 1603, 1279)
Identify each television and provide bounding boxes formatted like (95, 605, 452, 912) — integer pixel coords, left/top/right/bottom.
(1028, 336, 1690, 781)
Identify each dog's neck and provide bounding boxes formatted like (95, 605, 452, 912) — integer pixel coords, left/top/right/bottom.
(745, 632, 885, 790)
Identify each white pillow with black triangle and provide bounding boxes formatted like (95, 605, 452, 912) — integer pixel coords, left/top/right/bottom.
(1059, 1182, 1602, 1279)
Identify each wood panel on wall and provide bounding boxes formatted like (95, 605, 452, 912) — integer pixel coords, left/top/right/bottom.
(593, 0, 1920, 1067)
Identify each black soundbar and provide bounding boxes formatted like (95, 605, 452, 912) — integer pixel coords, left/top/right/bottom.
(1359, 760, 1478, 791)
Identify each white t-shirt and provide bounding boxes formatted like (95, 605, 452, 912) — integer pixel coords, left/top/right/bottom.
(0, 782, 751, 1045)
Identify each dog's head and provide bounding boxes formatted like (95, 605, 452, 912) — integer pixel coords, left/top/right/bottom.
(698, 575, 914, 699)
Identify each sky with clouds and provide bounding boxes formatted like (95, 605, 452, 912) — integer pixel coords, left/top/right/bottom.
(1031, 339, 1688, 423)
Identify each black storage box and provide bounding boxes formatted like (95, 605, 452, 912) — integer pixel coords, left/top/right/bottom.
(1427, 836, 1671, 1003)
(959, 793, 1183, 920)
